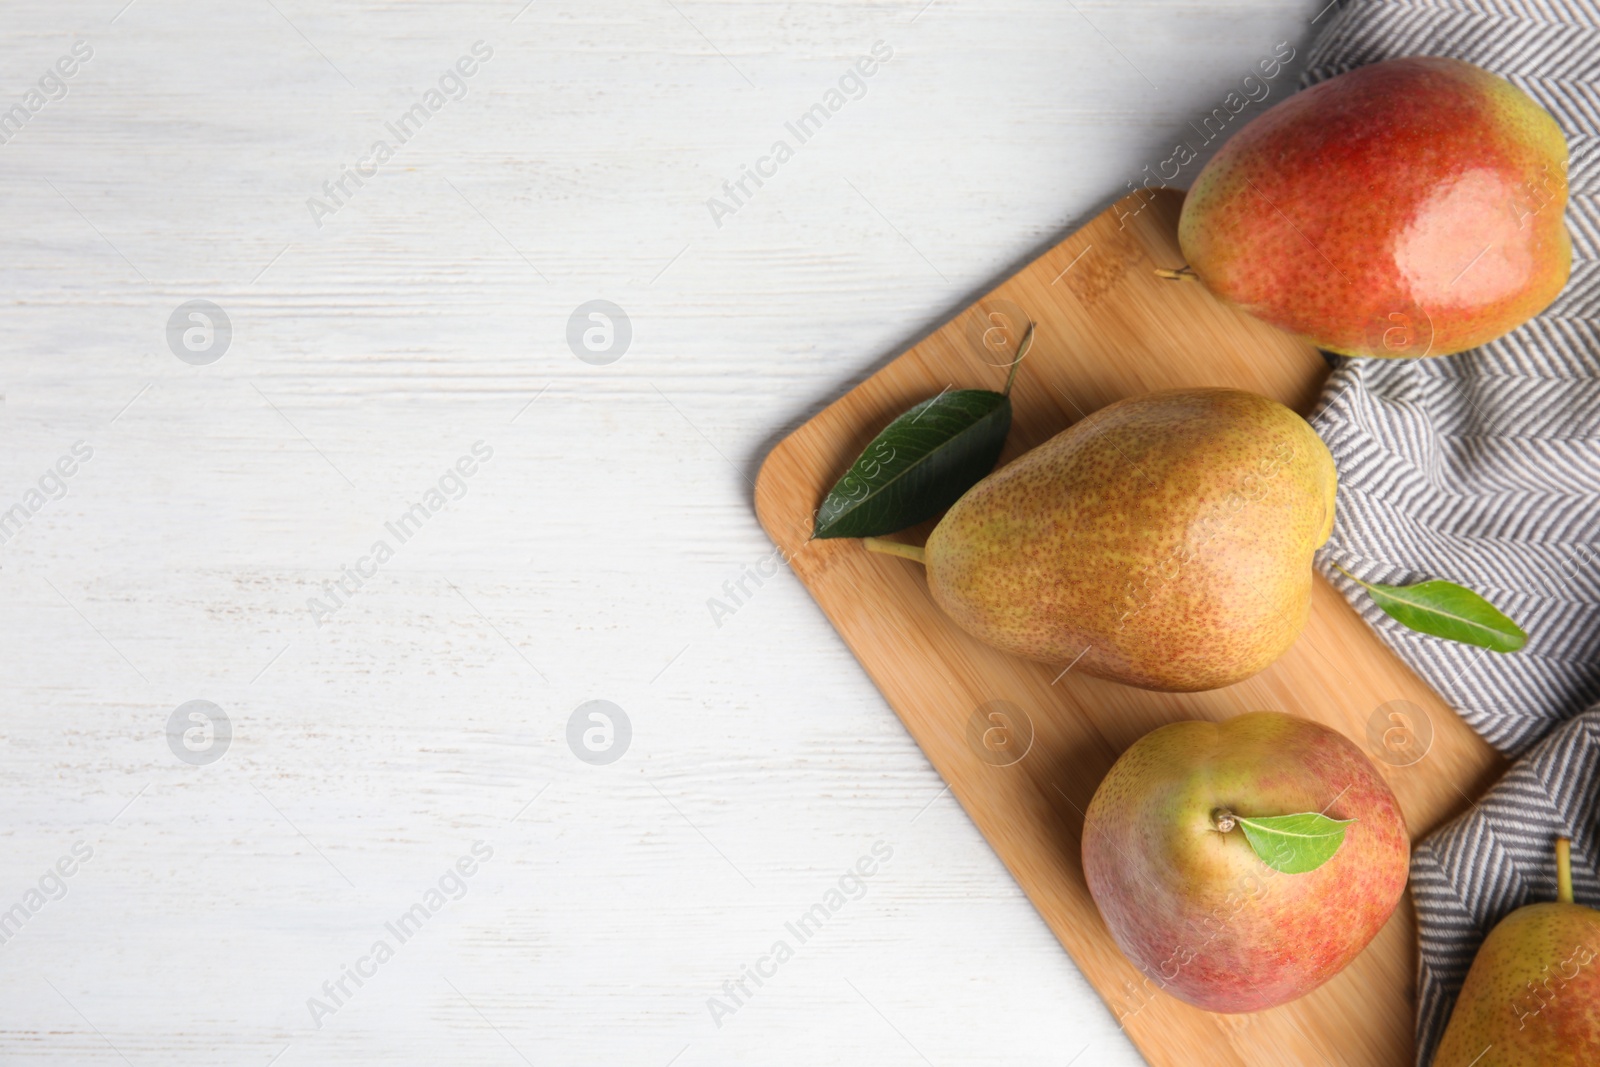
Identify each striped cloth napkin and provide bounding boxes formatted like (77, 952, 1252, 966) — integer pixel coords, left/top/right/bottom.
(1300, 1, 1600, 1062)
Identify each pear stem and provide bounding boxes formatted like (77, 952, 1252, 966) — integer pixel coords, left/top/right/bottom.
(1154, 266, 1198, 282)
(1557, 837, 1574, 904)
(1211, 808, 1237, 834)
(1002, 321, 1036, 398)
(863, 537, 926, 565)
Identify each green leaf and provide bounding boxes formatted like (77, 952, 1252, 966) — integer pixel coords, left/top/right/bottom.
(1234, 812, 1356, 874)
(813, 389, 1011, 539)
(1340, 570, 1528, 653)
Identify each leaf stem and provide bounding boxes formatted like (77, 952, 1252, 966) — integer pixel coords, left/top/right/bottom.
(863, 537, 926, 565)
(1330, 562, 1368, 587)
(1153, 266, 1198, 282)
(1211, 808, 1237, 834)
(1002, 321, 1035, 398)
(1557, 837, 1574, 904)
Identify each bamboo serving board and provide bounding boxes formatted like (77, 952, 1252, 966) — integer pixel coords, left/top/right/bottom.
(754, 189, 1508, 1067)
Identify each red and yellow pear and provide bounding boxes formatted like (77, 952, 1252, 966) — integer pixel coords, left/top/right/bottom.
(1180, 56, 1571, 357)
(1082, 712, 1410, 1012)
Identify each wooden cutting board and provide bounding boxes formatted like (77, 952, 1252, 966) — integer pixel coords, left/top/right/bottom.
(753, 188, 1507, 1067)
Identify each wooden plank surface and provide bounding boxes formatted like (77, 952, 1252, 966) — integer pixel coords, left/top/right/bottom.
(754, 188, 1506, 1067)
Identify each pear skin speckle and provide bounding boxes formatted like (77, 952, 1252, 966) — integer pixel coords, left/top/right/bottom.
(1180, 57, 1570, 359)
(1434, 900, 1600, 1066)
(924, 388, 1337, 692)
(1081, 712, 1410, 1013)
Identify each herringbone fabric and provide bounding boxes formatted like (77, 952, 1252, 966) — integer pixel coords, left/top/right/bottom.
(1301, 2, 1600, 1063)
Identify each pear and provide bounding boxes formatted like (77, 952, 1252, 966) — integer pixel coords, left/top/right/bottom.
(875, 388, 1336, 692)
(1082, 712, 1410, 1012)
(1179, 57, 1570, 358)
(1433, 838, 1600, 1066)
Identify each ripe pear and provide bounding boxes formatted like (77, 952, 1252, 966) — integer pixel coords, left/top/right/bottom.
(916, 388, 1336, 692)
(1180, 57, 1571, 358)
(1433, 839, 1600, 1065)
(1082, 712, 1410, 1012)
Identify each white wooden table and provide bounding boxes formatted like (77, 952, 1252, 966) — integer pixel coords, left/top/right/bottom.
(0, 2, 1329, 1062)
